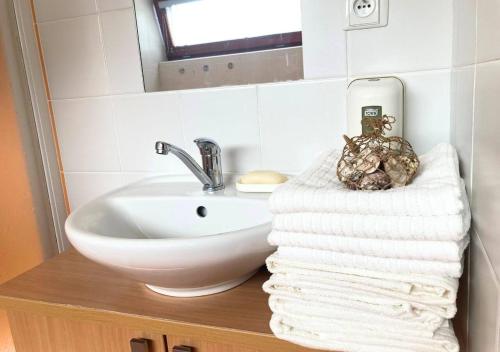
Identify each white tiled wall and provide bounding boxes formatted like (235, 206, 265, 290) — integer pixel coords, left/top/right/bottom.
(347, 0, 453, 76)
(451, 0, 500, 351)
(476, 0, 500, 64)
(34, 0, 143, 99)
(33, 0, 454, 211)
(52, 97, 120, 172)
(258, 79, 346, 172)
(100, 8, 143, 94)
(38, 15, 110, 98)
(113, 92, 184, 173)
(34, 0, 97, 22)
(300, 0, 346, 79)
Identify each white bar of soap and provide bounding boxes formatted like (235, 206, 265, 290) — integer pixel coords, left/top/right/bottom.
(236, 170, 288, 193)
(239, 170, 288, 184)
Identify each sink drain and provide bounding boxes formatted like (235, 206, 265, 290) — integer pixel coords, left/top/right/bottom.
(196, 206, 207, 218)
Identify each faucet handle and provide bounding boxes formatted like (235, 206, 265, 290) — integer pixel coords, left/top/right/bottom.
(194, 138, 220, 155)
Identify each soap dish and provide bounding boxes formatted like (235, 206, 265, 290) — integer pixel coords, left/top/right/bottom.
(235, 182, 282, 193)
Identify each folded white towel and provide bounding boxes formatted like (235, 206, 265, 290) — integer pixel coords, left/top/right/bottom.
(277, 246, 464, 278)
(270, 143, 465, 217)
(267, 255, 458, 308)
(268, 230, 470, 261)
(267, 253, 459, 303)
(263, 273, 456, 321)
(270, 314, 459, 352)
(269, 295, 441, 338)
(272, 194, 470, 240)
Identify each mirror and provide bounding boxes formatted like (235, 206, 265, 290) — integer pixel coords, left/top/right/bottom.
(134, 0, 303, 92)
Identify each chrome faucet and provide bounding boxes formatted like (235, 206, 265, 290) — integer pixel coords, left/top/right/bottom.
(155, 138, 224, 192)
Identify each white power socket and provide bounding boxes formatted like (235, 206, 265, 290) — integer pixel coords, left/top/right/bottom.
(353, 0, 376, 18)
(345, 0, 389, 31)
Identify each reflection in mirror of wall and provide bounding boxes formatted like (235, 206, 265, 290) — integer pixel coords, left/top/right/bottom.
(134, 0, 304, 92)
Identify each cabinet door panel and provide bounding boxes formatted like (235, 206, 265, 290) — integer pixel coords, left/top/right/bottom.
(7, 311, 166, 352)
(167, 335, 259, 352)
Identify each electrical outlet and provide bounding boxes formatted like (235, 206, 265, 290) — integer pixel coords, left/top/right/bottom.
(353, 0, 376, 18)
(345, 0, 389, 31)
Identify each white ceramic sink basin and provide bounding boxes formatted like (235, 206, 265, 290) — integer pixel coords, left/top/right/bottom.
(65, 175, 274, 297)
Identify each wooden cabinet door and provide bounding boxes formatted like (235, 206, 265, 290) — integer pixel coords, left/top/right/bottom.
(166, 333, 324, 352)
(167, 335, 259, 352)
(7, 311, 166, 352)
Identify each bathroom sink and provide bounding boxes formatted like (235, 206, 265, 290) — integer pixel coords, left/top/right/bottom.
(65, 175, 274, 297)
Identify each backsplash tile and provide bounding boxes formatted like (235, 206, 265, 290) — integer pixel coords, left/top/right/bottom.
(113, 92, 186, 173)
(452, 0, 477, 67)
(179, 86, 262, 173)
(100, 9, 144, 94)
(120, 172, 159, 186)
(476, 0, 500, 63)
(397, 70, 451, 155)
(347, 0, 453, 76)
(38, 15, 109, 99)
(471, 61, 500, 279)
(97, 0, 134, 12)
(34, 0, 96, 22)
(468, 232, 499, 352)
(301, 0, 346, 79)
(258, 79, 346, 173)
(64, 172, 125, 210)
(450, 66, 475, 192)
(53, 98, 121, 172)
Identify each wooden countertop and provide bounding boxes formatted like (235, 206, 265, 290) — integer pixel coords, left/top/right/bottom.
(0, 250, 319, 351)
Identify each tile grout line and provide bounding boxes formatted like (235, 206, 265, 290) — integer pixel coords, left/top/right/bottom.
(95, 2, 111, 97)
(94, 0, 123, 176)
(36, 6, 134, 25)
(94, 2, 123, 176)
(47, 65, 460, 104)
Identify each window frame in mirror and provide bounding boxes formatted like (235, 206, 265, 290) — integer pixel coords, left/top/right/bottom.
(153, 0, 302, 61)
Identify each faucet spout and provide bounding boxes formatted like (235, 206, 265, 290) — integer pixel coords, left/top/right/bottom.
(155, 140, 224, 192)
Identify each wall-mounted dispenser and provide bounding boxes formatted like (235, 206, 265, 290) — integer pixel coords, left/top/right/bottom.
(347, 77, 404, 137)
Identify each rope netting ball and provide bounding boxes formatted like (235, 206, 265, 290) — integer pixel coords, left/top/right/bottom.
(337, 115, 420, 191)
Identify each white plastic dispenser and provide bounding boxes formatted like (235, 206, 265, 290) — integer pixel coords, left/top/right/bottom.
(346, 77, 404, 137)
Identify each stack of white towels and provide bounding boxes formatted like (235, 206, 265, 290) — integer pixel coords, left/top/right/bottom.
(263, 143, 470, 352)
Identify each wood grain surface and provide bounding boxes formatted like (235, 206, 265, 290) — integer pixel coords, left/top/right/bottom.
(0, 250, 325, 352)
(8, 310, 166, 352)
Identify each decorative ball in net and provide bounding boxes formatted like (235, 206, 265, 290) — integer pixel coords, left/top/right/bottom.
(337, 115, 419, 191)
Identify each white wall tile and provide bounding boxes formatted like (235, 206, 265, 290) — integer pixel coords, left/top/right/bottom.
(53, 98, 121, 172)
(476, 0, 500, 63)
(472, 61, 500, 278)
(258, 79, 346, 173)
(397, 70, 451, 155)
(34, 0, 96, 22)
(113, 93, 186, 172)
(468, 232, 499, 352)
(97, 0, 133, 12)
(38, 15, 109, 99)
(301, 0, 346, 79)
(121, 172, 158, 186)
(179, 86, 261, 173)
(450, 66, 475, 193)
(143, 68, 161, 92)
(100, 9, 144, 94)
(452, 0, 476, 67)
(347, 0, 453, 76)
(64, 172, 125, 210)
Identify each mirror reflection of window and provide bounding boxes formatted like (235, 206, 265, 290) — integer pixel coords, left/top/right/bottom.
(165, 0, 301, 46)
(135, 0, 304, 92)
